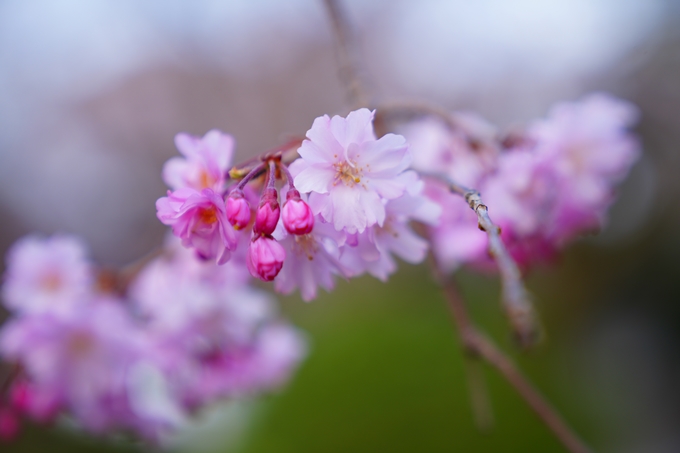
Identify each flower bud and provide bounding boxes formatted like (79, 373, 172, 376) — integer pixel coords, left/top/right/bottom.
(282, 190, 314, 235)
(254, 188, 280, 235)
(247, 236, 285, 281)
(226, 189, 251, 230)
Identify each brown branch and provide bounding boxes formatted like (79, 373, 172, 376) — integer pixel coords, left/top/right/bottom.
(447, 180, 539, 348)
(429, 258, 592, 453)
(322, 0, 370, 108)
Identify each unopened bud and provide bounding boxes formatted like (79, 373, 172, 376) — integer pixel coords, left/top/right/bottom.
(226, 189, 251, 230)
(282, 190, 314, 235)
(254, 188, 280, 235)
(247, 236, 285, 281)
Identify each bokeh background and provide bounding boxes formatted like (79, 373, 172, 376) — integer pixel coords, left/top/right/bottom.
(1, 0, 680, 452)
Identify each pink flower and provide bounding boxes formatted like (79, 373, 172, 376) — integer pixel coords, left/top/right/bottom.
(405, 113, 498, 187)
(246, 236, 285, 282)
(526, 93, 640, 244)
(162, 130, 234, 191)
(290, 108, 412, 234)
(274, 216, 347, 301)
(2, 235, 92, 316)
(226, 189, 252, 230)
(156, 188, 236, 265)
(128, 247, 304, 408)
(254, 188, 281, 236)
(130, 249, 272, 343)
(281, 189, 314, 235)
(0, 299, 151, 433)
(341, 173, 441, 280)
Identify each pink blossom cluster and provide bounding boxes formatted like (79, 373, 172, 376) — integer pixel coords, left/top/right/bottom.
(0, 93, 642, 445)
(0, 235, 305, 442)
(405, 93, 640, 271)
(157, 110, 441, 301)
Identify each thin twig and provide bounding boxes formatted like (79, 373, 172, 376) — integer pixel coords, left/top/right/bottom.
(429, 259, 592, 453)
(323, 0, 370, 108)
(462, 357, 495, 433)
(375, 100, 466, 133)
(447, 180, 539, 348)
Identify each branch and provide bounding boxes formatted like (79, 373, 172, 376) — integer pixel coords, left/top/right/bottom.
(322, 0, 370, 108)
(429, 258, 592, 453)
(375, 100, 467, 133)
(448, 180, 539, 348)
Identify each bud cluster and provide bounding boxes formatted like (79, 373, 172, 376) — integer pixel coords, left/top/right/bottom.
(156, 109, 441, 300)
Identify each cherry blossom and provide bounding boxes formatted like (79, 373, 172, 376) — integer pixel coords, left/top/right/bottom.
(163, 130, 234, 192)
(290, 108, 412, 234)
(156, 188, 237, 265)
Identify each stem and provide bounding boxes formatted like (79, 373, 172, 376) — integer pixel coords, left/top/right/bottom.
(429, 258, 593, 453)
(278, 161, 296, 191)
(322, 0, 370, 108)
(236, 162, 267, 191)
(266, 160, 277, 190)
(448, 179, 539, 348)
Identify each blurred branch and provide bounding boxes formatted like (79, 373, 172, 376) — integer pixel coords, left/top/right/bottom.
(322, 0, 370, 108)
(429, 259, 592, 453)
(462, 357, 495, 433)
(375, 100, 467, 133)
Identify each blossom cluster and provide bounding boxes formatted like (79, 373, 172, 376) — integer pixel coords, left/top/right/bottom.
(156, 109, 441, 301)
(406, 93, 640, 271)
(0, 93, 640, 445)
(0, 235, 305, 441)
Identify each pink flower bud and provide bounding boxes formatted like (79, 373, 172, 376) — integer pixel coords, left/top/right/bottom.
(254, 188, 280, 235)
(226, 189, 251, 230)
(247, 236, 285, 282)
(0, 408, 19, 442)
(282, 190, 314, 235)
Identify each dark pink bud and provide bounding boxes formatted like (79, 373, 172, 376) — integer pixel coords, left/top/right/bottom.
(254, 188, 280, 235)
(247, 236, 285, 281)
(282, 190, 314, 235)
(226, 189, 251, 230)
(0, 408, 19, 442)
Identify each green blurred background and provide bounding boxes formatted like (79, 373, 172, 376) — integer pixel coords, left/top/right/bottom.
(2, 1, 680, 452)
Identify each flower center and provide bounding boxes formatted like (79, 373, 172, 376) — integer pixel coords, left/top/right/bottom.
(67, 331, 95, 357)
(198, 206, 218, 224)
(197, 170, 216, 190)
(333, 161, 363, 187)
(293, 234, 318, 260)
(40, 272, 63, 292)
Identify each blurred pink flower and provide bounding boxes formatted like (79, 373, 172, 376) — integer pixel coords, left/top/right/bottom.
(0, 299, 151, 433)
(162, 130, 234, 192)
(2, 235, 92, 316)
(156, 187, 237, 265)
